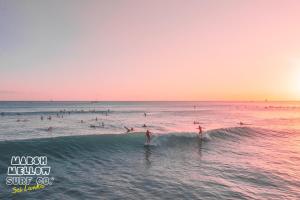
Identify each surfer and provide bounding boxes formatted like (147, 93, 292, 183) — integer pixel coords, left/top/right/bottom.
(145, 130, 152, 144)
(238, 121, 251, 126)
(124, 126, 134, 133)
(40, 116, 44, 120)
(124, 126, 130, 133)
(90, 124, 96, 128)
(142, 124, 147, 128)
(144, 112, 147, 117)
(197, 125, 203, 137)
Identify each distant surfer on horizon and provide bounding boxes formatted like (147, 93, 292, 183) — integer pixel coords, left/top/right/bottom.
(144, 112, 147, 117)
(145, 129, 152, 144)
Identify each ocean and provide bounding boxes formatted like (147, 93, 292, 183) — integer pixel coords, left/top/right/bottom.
(0, 101, 299, 199)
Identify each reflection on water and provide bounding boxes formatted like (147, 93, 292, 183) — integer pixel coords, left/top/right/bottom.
(144, 146, 152, 168)
(197, 137, 203, 158)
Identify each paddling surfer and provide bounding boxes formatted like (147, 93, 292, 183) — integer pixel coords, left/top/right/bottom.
(124, 126, 130, 133)
(124, 126, 134, 133)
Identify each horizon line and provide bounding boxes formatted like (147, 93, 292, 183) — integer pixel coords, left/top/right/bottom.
(0, 100, 300, 102)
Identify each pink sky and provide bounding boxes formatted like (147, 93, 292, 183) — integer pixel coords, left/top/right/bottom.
(1, 1, 300, 101)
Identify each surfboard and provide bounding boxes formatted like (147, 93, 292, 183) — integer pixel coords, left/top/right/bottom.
(144, 142, 154, 147)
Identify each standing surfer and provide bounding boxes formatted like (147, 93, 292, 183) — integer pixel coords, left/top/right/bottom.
(197, 125, 203, 138)
(145, 130, 152, 144)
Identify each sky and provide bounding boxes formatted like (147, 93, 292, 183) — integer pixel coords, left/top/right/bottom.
(1, 0, 300, 101)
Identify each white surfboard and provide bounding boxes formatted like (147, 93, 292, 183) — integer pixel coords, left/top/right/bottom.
(144, 142, 154, 147)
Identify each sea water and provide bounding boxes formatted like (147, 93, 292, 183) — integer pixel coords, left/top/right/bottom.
(0, 101, 299, 199)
